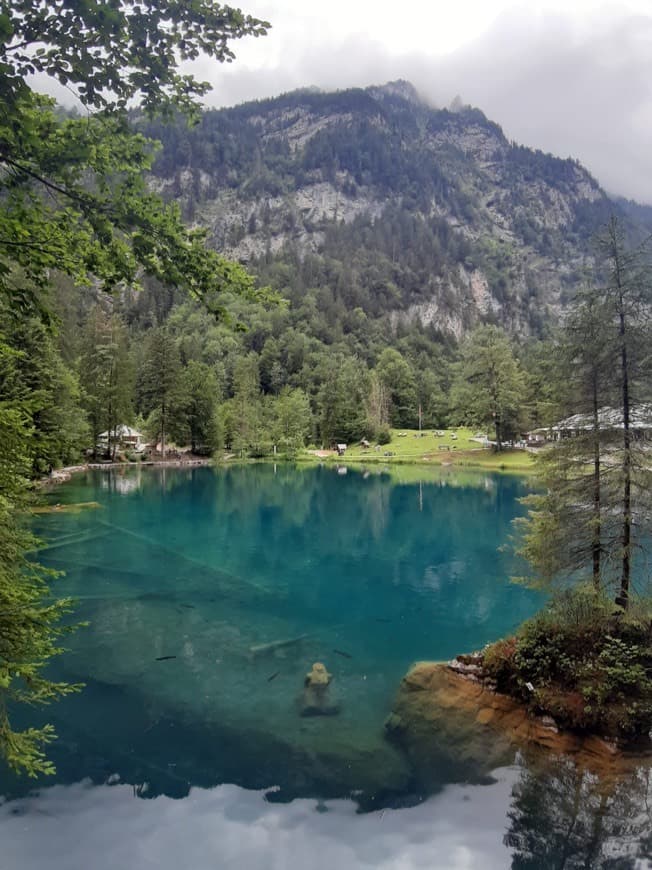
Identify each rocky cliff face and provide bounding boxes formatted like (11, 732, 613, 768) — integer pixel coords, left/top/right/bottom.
(145, 81, 632, 337)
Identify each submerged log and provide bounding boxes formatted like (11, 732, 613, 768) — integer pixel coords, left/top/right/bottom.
(97, 519, 271, 602)
(248, 634, 309, 658)
(30, 501, 103, 514)
(28, 529, 111, 555)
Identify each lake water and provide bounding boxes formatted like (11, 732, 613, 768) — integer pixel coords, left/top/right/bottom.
(1, 464, 651, 869)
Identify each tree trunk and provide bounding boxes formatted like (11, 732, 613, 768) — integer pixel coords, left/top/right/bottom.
(612, 230, 631, 610)
(618, 311, 631, 608)
(161, 402, 167, 459)
(495, 412, 503, 452)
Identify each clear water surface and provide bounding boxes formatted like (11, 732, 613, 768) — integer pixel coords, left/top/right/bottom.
(1, 464, 650, 869)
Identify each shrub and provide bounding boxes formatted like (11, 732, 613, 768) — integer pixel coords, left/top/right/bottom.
(376, 426, 392, 445)
(481, 588, 652, 739)
(482, 636, 518, 689)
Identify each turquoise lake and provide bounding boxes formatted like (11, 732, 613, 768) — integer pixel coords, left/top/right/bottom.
(1, 464, 651, 869)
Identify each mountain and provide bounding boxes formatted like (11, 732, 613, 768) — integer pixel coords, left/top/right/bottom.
(142, 81, 638, 338)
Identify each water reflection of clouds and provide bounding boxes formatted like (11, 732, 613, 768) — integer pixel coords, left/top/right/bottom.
(1, 771, 517, 870)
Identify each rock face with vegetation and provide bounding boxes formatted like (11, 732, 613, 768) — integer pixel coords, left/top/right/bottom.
(388, 588, 652, 778)
(143, 81, 650, 338)
(482, 592, 652, 741)
(387, 659, 652, 790)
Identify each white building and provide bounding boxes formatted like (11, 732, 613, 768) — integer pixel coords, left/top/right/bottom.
(97, 425, 146, 452)
(530, 405, 652, 443)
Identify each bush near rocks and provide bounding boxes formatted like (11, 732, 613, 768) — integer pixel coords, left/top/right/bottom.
(481, 588, 652, 740)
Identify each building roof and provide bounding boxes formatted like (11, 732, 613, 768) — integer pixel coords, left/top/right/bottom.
(532, 404, 652, 434)
(98, 425, 143, 439)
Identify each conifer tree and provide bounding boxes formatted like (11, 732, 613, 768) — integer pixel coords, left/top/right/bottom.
(516, 219, 652, 606)
(79, 305, 133, 459)
(0, 339, 81, 775)
(0, 0, 269, 773)
(138, 329, 181, 457)
(598, 218, 652, 606)
(451, 326, 525, 450)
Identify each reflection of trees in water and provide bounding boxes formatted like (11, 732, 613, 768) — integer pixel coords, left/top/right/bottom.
(506, 755, 652, 869)
(84, 464, 535, 631)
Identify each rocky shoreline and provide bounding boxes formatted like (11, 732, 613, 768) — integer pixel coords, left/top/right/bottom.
(41, 458, 214, 486)
(386, 660, 652, 783)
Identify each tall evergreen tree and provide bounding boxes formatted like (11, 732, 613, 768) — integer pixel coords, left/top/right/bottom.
(516, 290, 615, 591)
(597, 217, 652, 606)
(138, 329, 181, 457)
(0, 339, 81, 775)
(175, 361, 222, 454)
(0, 302, 87, 471)
(228, 353, 263, 455)
(79, 305, 133, 459)
(451, 326, 525, 450)
(516, 219, 652, 607)
(375, 348, 418, 428)
(318, 356, 369, 445)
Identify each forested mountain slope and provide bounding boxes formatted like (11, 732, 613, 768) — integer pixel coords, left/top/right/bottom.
(143, 80, 626, 338)
(13, 81, 650, 471)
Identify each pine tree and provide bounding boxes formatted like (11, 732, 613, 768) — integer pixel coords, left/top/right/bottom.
(516, 219, 652, 606)
(451, 326, 525, 450)
(597, 218, 652, 606)
(79, 305, 133, 459)
(138, 329, 181, 457)
(0, 340, 81, 776)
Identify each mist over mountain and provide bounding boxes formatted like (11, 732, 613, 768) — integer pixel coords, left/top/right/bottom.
(142, 81, 645, 338)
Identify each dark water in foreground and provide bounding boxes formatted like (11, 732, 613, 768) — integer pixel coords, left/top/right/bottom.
(1, 464, 651, 869)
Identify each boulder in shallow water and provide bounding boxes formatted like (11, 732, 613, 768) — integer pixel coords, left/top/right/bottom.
(384, 712, 406, 739)
(305, 662, 332, 687)
(300, 662, 340, 716)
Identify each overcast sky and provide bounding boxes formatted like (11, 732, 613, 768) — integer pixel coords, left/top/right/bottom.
(186, 0, 652, 204)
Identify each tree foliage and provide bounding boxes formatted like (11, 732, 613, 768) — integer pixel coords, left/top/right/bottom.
(451, 325, 525, 450)
(79, 304, 133, 459)
(1, 1, 269, 115)
(0, 0, 270, 774)
(0, 1, 272, 319)
(0, 339, 82, 776)
(515, 219, 652, 607)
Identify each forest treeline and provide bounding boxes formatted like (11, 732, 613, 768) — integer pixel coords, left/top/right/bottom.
(13, 267, 561, 467)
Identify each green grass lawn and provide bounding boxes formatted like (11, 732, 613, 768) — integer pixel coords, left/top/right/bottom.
(301, 427, 535, 473)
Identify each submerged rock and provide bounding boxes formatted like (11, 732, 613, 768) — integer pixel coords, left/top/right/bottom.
(383, 712, 406, 739)
(305, 662, 332, 687)
(300, 662, 340, 717)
